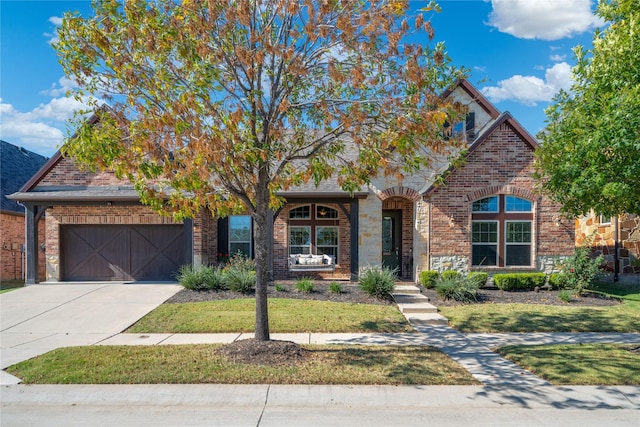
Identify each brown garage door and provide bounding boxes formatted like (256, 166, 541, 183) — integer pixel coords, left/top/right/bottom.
(61, 225, 188, 281)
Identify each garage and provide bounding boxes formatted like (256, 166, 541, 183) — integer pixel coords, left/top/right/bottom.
(61, 225, 188, 281)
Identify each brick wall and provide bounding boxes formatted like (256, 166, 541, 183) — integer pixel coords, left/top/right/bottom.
(36, 156, 124, 187)
(1, 212, 46, 281)
(426, 122, 574, 273)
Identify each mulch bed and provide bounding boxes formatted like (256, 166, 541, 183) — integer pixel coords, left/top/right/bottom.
(166, 281, 620, 307)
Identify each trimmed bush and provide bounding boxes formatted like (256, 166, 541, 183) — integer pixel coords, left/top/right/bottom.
(419, 270, 439, 289)
(441, 270, 462, 280)
(274, 283, 287, 292)
(493, 273, 546, 291)
(435, 276, 479, 303)
(224, 267, 256, 293)
(295, 277, 314, 293)
(467, 272, 488, 288)
(548, 272, 569, 290)
(358, 266, 397, 299)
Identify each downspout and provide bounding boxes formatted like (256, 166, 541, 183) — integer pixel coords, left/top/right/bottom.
(427, 199, 431, 271)
(614, 216, 619, 282)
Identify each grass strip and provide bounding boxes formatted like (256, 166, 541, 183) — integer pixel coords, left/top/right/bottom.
(439, 301, 640, 333)
(7, 344, 479, 385)
(127, 298, 413, 334)
(497, 343, 640, 385)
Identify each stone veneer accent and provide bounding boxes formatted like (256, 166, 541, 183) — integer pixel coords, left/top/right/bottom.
(576, 214, 640, 275)
(358, 195, 382, 269)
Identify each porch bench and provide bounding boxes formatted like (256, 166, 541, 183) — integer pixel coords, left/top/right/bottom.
(288, 254, 335, 272)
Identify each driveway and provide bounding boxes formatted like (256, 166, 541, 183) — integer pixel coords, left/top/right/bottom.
(0, 283, 181, 373)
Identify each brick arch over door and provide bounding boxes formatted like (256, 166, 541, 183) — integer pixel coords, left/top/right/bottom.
(378, 186, 422, 202)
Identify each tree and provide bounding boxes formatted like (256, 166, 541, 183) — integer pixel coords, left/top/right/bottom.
(535, 0, 640, 217)
(55, 0, 466, 342)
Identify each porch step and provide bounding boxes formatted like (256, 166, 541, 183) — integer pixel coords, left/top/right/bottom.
(394, 285, 421, 294)
(392, 291, 438, 314)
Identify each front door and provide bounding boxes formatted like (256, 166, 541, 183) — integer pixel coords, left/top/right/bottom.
(381, 210, 401, 271)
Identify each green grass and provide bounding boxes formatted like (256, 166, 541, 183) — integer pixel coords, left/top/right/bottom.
(127, 298, 413, 334)
(439, 283, 640, 333)
(0, 279, 24, 292)
(6, 344, 479, 385)
(497, 343, 640, 385)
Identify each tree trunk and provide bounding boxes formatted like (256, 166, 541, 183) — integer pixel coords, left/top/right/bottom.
(253, 169, 270, 341)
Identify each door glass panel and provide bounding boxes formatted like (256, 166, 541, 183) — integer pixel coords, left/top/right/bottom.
(382, 216, 393, 253)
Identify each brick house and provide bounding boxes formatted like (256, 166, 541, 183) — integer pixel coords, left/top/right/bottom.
(9, 80, 575, 284)
(1, 141, 48, 282)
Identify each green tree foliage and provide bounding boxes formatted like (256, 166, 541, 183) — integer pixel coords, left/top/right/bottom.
(55, 0, 466, 341)
(535, 0, 640, 217)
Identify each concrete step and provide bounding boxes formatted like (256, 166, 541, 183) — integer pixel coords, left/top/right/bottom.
(405, 313, 449, 326)
(394, 285, 421, 294)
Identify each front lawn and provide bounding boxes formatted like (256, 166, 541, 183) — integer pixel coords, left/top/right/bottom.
(498, 343, 640, 385)
(127, 298, 413, 334)
(439, 283, 640, 333)
(6, 344, 478, 385)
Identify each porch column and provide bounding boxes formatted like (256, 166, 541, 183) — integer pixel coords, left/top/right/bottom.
(24, 203, 41, 284)
(350, 199, 359, 281)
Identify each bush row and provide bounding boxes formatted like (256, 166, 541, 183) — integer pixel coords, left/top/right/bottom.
(419, 270, 488, 289)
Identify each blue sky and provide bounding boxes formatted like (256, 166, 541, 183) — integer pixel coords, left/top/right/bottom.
(1, 0, 602, 157)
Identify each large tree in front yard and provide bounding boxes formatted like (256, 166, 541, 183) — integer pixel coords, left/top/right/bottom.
(535, 0, 640, 217)
(55, 0, 466, 341)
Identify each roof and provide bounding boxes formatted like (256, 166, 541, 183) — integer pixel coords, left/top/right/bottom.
(0, 141, 49, 213)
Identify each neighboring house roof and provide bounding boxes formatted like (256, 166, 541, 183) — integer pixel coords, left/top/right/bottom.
(1, 140, 49, 213)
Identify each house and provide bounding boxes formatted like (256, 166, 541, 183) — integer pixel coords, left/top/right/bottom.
(576, 213, 640, 283)
(1, 141, 48, 281)
(9, 80, 576, 284)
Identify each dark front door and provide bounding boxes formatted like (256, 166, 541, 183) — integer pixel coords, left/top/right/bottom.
(61, 225, 187, 281)
(381, 210, 401, 271)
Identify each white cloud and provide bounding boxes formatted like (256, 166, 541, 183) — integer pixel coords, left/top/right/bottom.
(487, 0, 603, 40)
(481, 62, 573, 106)
(42, 76, 80, 97)
(46, 15, 63, 44)
(0, 94, 93, 156)
(549, 54, 567, 62)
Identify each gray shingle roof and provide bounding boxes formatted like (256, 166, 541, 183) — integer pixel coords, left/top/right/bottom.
(1, 141, 49, 213)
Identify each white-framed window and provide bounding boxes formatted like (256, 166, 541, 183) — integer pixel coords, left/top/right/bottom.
(316, 226, 338, 260)
(289, 226, 311, 255)
(599, 214, 611, 225)
(289, 205, 311, 219)
(472, 221, 498, 266)
(316, 205, 338, 219)
(505, 221, 532, 266)
(471, 195, 533, 267)
(229, 215, 252, 257)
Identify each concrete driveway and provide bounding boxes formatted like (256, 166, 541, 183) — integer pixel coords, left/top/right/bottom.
(0, 283, 181, 375)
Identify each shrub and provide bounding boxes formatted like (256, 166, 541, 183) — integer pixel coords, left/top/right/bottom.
(203, 266, 226, 291)
(176, 264, 208, 291)
(441, 270, 462, 280)
(358, 266, 397, 299)
(435, 276, 479, 303)
(548, 272, 569, 290)
(223, 251, 255, 272)
(274, 283, 287, 292)
(224, 267, 256, 293)
(561, 246, 605, 295)
(493, 273, 546, 291)
(329, 282, 343, 294)
(295, 277, 314, 293)
(419, 270, 439, 289)
(467, 272, 488, 288)
(558, 289, 572, 303)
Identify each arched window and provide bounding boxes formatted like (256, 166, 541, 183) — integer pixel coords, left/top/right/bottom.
(471, 195, 533, 267)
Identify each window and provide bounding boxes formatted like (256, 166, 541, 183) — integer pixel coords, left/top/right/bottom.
(229, 215, 252, 257)
(288, 204, 339, 261)
(316, 227, 338, 259)
(289, 226, 311, 254)
(599, 215, 611, 224)
(471, 195, 533, 267)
